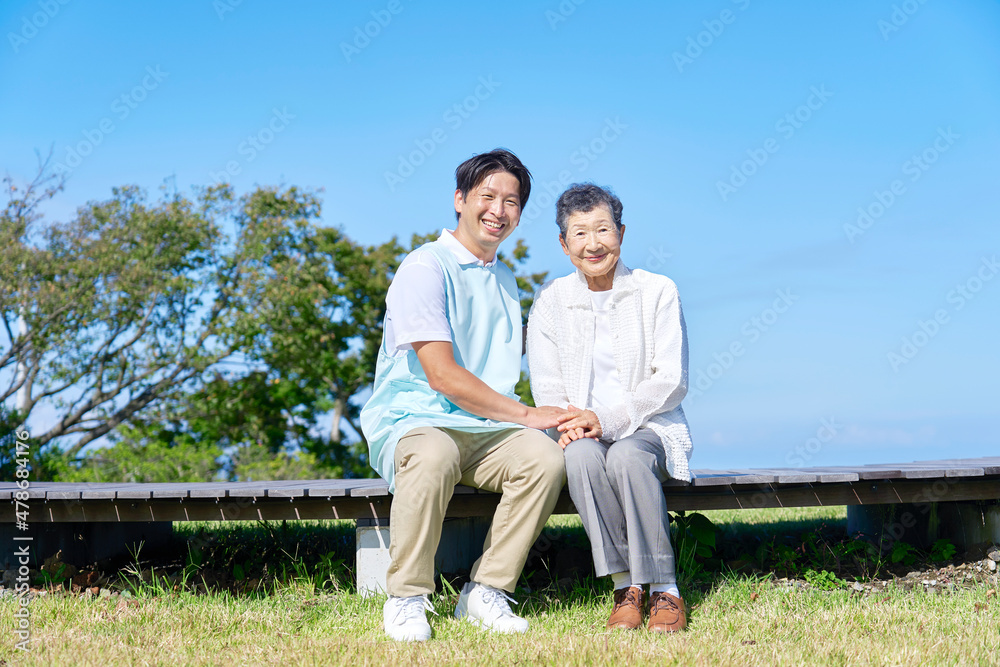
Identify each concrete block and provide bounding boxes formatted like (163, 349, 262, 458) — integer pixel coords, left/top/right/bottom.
(356, 519, 392, 597)
(355, 516, 491, 597)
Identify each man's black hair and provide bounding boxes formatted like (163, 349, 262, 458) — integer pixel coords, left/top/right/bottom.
(454, 148, 532, 219)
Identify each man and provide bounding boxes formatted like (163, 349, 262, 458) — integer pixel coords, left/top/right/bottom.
(360, 149, 567, 642)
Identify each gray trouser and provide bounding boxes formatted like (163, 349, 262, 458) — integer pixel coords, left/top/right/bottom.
(563, 428, 676, 584)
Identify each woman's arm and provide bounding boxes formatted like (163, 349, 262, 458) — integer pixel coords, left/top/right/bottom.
(525, 291, 572, 410)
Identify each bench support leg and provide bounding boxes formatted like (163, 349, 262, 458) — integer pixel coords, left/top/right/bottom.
(356, 518, 392, 597)
(356, 516, 491, 597)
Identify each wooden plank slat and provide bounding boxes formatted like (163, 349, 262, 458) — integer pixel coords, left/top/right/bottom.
(188, 485, 230, 499)
(900, 468, 949, 479)
(299, 481, 352, 498)
(116, 489, 153, 500)
(38, 486, 82, 501)
(944, 468, 985, 478)
(118, 482, 188, 500)
(221, 483, 275, 499)
(856, 468, 906, 480)
(45, 491, 83, 500)
(712, 469, 779, 482)
(813, 473, 860, 483)
(691, 472, 776, 486)
(81, 488, 119, 499)
(775, 473, 819, 484)
(347, 480, 392, 497)
(724, 469, 818, 484)
(265, 486, 307, 499)
(149, 487, 192, 499)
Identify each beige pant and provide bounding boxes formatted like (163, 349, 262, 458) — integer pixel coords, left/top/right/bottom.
(386, 426, 566, 597)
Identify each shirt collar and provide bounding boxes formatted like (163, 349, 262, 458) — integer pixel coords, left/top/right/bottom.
(566, 260, 635, 306)
(439, 229, 499, 268)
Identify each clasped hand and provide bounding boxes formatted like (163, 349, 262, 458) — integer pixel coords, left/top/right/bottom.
(555, 405, 602, 449)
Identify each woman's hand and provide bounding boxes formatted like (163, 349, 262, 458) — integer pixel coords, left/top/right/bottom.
(557, 427, 586, 449)
(556, 405, 602, 441)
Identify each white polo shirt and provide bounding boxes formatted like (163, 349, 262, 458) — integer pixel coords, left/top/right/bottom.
(383, 229, 498, 354)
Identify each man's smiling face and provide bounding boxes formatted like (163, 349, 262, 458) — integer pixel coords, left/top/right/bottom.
(453, 170, 522, 262)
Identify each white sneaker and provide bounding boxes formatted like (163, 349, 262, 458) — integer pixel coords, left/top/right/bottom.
(454, 582, 529, 633)
(383, 595, 435, 641)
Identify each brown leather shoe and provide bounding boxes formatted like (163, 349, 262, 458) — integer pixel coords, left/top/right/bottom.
(647, 591, 687, 633)
(607, 586, 644, 630)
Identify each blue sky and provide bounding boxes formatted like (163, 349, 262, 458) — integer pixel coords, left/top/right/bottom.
(3, 0, 998, 471)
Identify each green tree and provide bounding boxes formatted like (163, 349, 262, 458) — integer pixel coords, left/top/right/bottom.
(1, 164, 326, 469)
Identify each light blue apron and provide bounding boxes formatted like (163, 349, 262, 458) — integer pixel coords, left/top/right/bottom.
(360, 240, 524, 491)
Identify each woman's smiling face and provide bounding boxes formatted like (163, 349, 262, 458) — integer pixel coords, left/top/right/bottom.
(559, 203, 625, 292)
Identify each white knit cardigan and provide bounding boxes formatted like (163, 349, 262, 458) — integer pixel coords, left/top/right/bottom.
(526, 261, 693, 482)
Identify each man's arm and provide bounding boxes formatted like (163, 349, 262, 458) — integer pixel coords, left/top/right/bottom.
(414, 341, 566, 430)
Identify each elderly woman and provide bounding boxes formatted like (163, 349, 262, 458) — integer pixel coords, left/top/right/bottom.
(526, 183, 693, 633)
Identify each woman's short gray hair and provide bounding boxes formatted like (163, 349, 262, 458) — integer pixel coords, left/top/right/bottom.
(555, 183, 623, 236)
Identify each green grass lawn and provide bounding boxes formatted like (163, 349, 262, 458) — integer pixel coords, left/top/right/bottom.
(703, 504, 846, 527)
(2, 507, 998, 666)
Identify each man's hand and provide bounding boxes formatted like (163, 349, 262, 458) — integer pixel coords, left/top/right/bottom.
(524, 405, 569, 431)
(556, 406, 602, 440)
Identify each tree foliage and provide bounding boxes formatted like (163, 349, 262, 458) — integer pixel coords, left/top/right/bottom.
(1, 163, 547, 481)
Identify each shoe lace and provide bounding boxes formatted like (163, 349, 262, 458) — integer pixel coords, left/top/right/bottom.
(613, 587, 642, 612)
(479, 586, 518, 617)
(392, 595, 438, 623)
(650, 592, 679, 615)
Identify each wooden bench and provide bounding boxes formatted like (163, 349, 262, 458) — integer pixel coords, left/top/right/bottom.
(3, 456, 998, 593)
